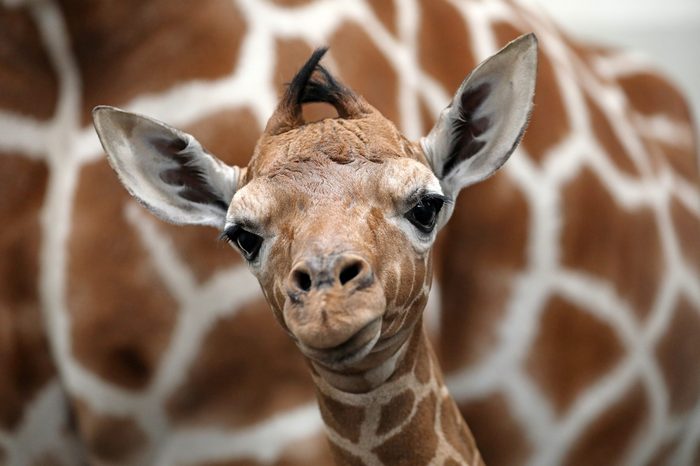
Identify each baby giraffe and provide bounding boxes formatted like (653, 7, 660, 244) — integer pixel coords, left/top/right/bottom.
(93, 35, 537, 465)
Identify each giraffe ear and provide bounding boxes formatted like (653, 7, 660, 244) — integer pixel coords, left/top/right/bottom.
(92, 106, 242, 229)
(421, 33, 537, 198)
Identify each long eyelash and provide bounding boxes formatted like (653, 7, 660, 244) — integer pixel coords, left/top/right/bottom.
(407, 187, 453, 206)
(423, 193, 453, 206)
(220, 224, 240, 243)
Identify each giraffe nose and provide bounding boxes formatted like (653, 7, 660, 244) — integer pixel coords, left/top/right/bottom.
(288, 254, 373, 294)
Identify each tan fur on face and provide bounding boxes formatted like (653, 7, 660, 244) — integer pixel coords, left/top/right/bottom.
(228, 108, 441, 388)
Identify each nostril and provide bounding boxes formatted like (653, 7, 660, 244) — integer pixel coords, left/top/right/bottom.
(294, 270, 312, 292)
(339, 261, 362, 286)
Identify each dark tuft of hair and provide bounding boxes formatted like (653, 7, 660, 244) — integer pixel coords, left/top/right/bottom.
(284, 47, 330, 108)
(276, 47, 368, 129)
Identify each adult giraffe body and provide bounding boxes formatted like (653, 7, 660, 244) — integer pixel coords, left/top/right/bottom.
(0, 1, 698, 466)
(93, 34, 538, 464)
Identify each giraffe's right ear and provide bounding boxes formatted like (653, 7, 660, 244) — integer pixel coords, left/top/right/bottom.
(92, 106, 242, 229)
(421, 33, 537, 199)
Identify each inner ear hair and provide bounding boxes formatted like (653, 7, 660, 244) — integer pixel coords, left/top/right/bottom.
(155, 134, 230, 211)
(443, 82, 493, 177)
(421, 33, 538, 193)
(93, 105, 240, 228)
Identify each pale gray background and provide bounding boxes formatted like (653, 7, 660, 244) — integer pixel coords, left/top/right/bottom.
(522, 0, 700, 133)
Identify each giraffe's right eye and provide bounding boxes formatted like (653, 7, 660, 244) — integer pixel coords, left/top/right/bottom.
(222, 225, 263, 261)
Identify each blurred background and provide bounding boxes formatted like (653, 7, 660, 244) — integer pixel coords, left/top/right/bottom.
(524, 0, 700, 133)
(1, 1, 698, 465)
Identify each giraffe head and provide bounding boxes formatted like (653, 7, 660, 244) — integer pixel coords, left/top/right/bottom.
(93, 34, 537, 392)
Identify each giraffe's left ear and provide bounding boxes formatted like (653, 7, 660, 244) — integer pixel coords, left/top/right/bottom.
(421, 33, 537, 198)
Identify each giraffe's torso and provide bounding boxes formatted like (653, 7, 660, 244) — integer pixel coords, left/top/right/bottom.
(0, 0, 698, 465)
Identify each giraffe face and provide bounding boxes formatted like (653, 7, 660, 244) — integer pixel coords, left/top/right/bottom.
(224, 112, 445, 372)
(94, 35, 537, 389)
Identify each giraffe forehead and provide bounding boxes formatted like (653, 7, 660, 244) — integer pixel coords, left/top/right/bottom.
(236, 156, 439, 219)
(249, 113, 422, 175)
(382, 158, 443, 200)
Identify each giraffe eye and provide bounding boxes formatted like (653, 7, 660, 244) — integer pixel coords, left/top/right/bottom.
(222, 225, 263, 261)
(405, 195, 445, 234)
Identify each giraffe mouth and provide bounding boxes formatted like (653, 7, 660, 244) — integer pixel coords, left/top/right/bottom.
(299, 317, 382, 369)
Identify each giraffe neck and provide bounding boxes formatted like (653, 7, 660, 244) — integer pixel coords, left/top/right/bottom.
(312, 322, 484, 466)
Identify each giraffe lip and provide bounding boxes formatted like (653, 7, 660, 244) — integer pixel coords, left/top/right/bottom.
(370, 326, 412, 354)
(300, 317, 382, 369)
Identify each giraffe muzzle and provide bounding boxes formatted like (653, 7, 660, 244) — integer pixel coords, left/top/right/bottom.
(299, 316, 383, 369)
(287, 253, 374, 296)
(282, 252, 387, 368)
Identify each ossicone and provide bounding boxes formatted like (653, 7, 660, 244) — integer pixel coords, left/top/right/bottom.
(264, 47, 371, 135)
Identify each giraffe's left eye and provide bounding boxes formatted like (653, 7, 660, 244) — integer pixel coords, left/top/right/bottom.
(405, 195, 445, 234)
(222, 225, 263, 261)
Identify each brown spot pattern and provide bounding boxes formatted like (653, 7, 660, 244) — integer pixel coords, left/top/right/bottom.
(0, 3, 694, 466)
(413, 332, 432, 385)
(367, 0, 397, 36)
(328, 443, 368, 466)
(30, 454, 64, 466)
(655, 298, 700, 415)
(459, 393, 531, 466)
(526, 295, 624, 415)
(0, 155, 54, 430)
(68, 159, 177, 390)
(561, 168, 662, 319)
(373, 392, 439, 465)
(0, 9, 57, 119)
(495, 22, 570, 165)
(436, 173, 529, 371)
(376, 390, 414, 436)
(318, 394, 365, 444)
(653, 140, 700, 185)
(586, 96, 640, 176)
(57, 0, 246, 124)
(330, 22, 400, 124)
(167, 300, 313, 428)
(647, 438, 680, 466)
(418, 0, 476, 93)
(564, 382, 648, 466)
(671, 198, 700, 278)
(270, 0, 313, 7)
(617, 72, 693, 121)
(74, 401, 147, 464)
(440, 397, 474, 461)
